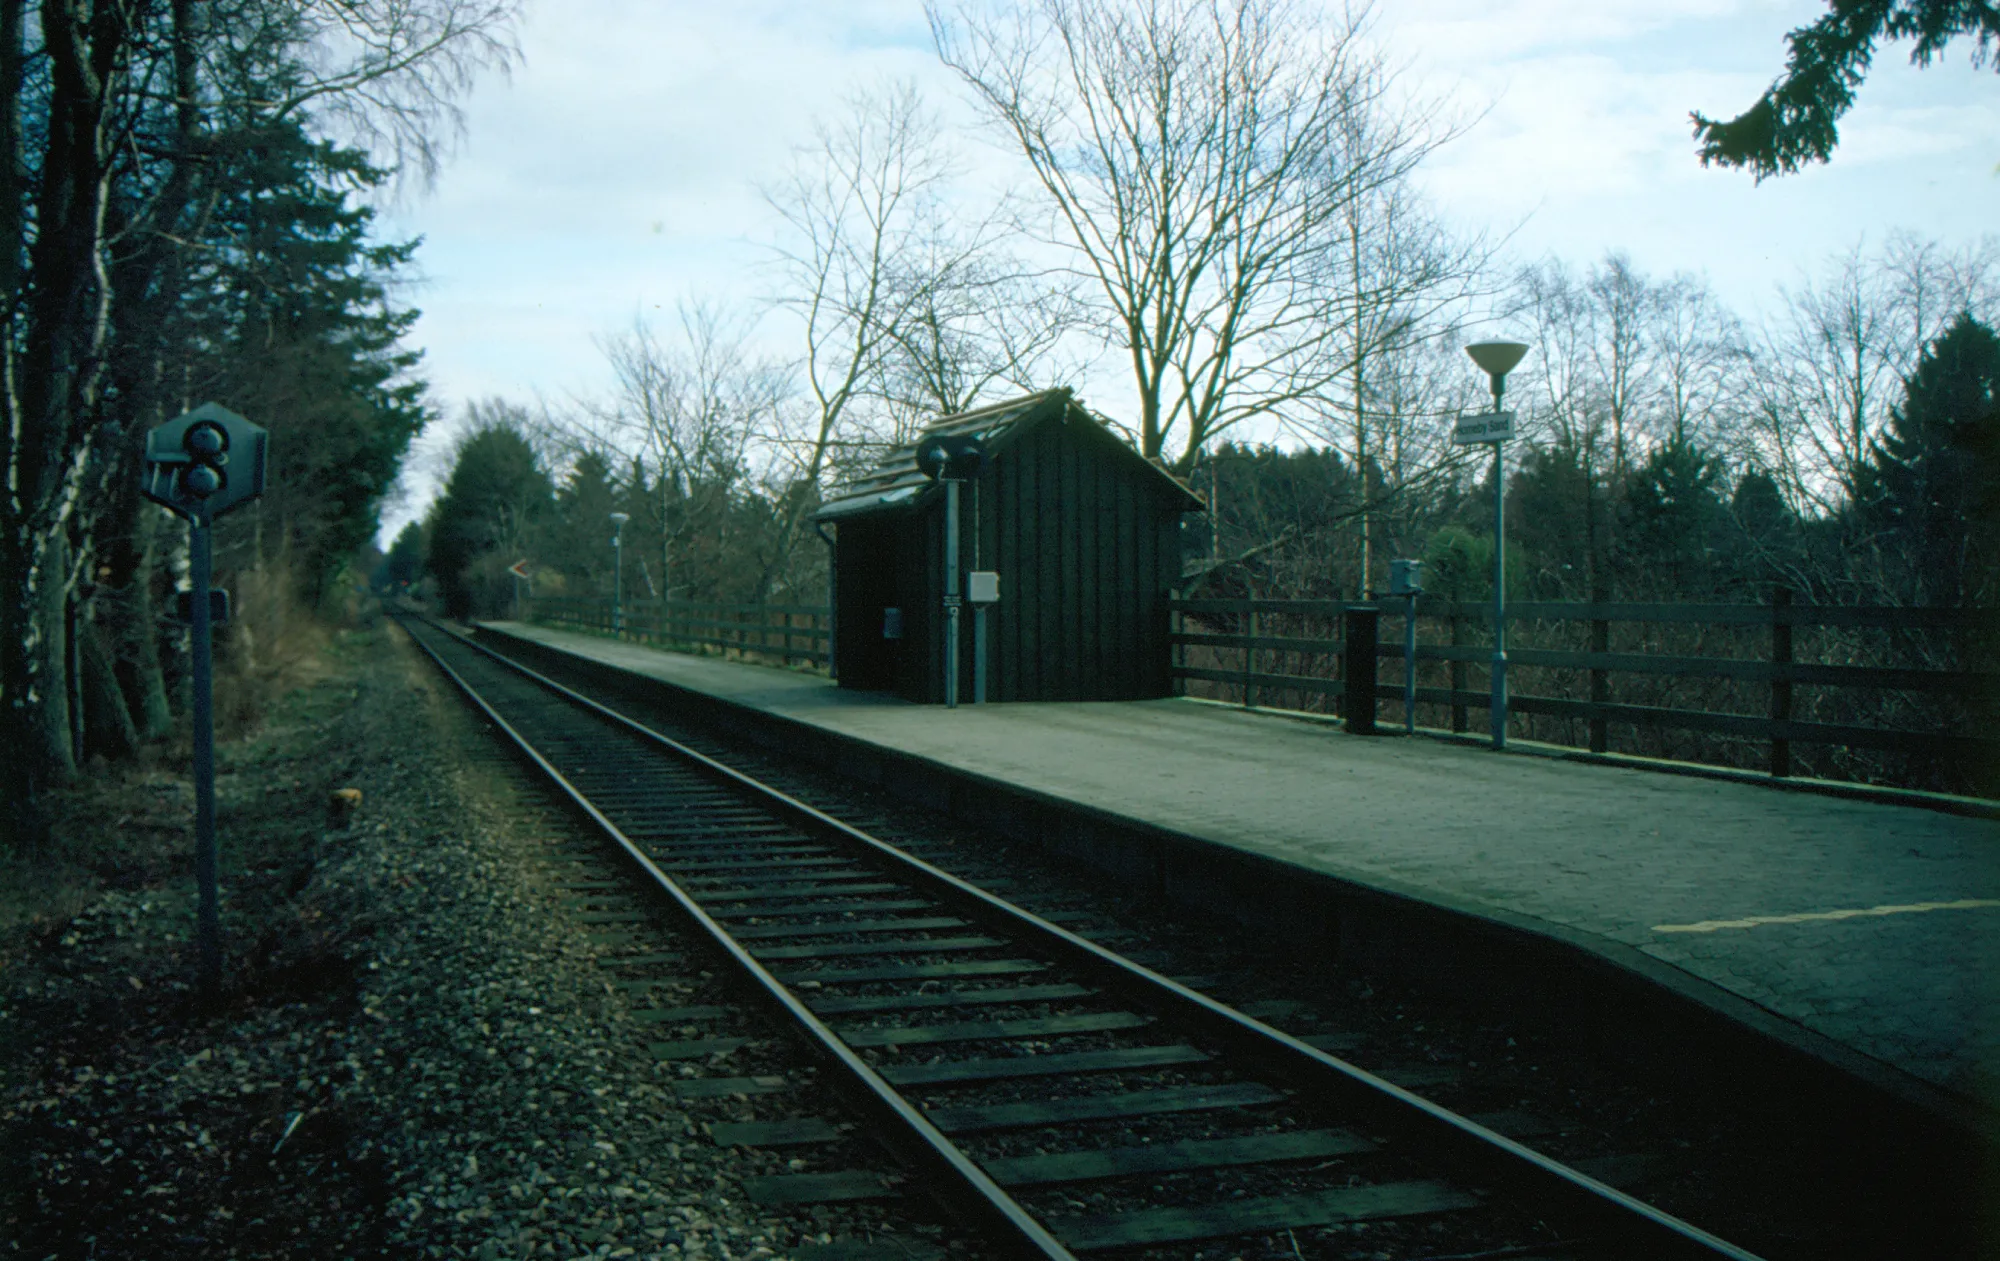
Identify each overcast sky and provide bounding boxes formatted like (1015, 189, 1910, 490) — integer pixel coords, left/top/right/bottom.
(373, 0, 1998, 542)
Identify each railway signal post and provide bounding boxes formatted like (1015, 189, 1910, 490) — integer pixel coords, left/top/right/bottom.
(917, 433, 985, 709)
(1460, 341, 1530, 750)
(141, 403, 268, 998)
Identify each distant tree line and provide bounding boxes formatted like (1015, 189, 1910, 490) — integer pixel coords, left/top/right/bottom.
(413, 227, 1998, 640)
(1194, 241, 1999, 614)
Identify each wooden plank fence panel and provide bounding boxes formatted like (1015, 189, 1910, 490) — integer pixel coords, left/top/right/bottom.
(529, 597, 830, 670)
(1170, 595, 1996, 792)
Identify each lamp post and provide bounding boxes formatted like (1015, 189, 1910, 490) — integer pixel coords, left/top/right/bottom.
(1463, 340, 1530, 750)
(609, 511, 630, 634)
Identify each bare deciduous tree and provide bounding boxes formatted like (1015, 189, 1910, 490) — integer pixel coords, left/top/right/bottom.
(1286, 161, 1489, 586)
(1748, 233, 1999, 513)
(763, 81, 964, 491)
(201, 0, 520, 186)
(760, 80, 1072, 596)
(930, 0, 1457, 473)
(598, 303, 788, 602)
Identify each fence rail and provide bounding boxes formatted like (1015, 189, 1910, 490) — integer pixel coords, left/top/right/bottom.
(1170, 594, 1999, 795)
(527, 595, 830, 671)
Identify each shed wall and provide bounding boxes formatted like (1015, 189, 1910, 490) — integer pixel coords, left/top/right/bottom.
(831, 405, 1190, 704)
(982, 413, 1178, 702)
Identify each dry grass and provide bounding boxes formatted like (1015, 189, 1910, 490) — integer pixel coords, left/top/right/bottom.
(0, 569, 357, 950)
(212, 562, 334, 737)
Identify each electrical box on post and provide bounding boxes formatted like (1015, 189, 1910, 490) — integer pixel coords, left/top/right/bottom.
(1389, 559, 1424, 597)
(967, 571, 1000, 604)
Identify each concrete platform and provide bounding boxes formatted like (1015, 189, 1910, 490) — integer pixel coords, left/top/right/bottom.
(475, 621, 2000, 1117)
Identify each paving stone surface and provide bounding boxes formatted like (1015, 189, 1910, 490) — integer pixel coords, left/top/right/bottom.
(484, 623, 2000, 1101)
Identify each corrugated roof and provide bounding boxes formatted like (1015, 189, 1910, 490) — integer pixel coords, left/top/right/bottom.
(814, 389, 1203, 522)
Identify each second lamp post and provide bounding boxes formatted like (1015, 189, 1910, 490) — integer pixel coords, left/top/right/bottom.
(1462, 340, 1530, 751)
(609, 511, 629, 634)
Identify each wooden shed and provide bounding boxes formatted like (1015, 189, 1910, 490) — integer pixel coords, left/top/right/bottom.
(815, 389, 1204, 704)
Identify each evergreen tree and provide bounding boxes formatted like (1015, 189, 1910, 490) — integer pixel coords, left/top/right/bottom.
(427, 418, 554, 619)
(181, 122, 433, 600)
(1507, 439, 1601, 599)
(1616, 436, 1730, 596)
(1192, 444, 1366, 598)
(549, 451, 621, 594)
(1726, 469, 1803, 591)
(375, 522, 426, 593)
(1854, 312, 2000, 604)
(1421, 525, 1493, 602)
(1693, 1, 2000, 179)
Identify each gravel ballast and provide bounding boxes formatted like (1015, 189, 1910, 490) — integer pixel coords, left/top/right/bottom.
(1, 622, 952, 1259)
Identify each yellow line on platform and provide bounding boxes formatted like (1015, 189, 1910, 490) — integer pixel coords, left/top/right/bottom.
(1652, 899, 2000, 934)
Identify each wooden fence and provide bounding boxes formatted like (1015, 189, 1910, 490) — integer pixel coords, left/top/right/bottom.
(528, 596, 831, 671)
(1171, 594, 1999, 796)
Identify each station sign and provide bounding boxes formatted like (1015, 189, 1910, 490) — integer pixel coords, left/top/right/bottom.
(1454, 410, 1514, 446)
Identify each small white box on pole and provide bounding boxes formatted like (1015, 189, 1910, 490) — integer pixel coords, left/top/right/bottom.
(1454, 410, 1515, 446)
(967, 570, 1001, 604)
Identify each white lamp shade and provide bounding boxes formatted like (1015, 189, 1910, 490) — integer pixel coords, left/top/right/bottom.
(1465, 341, 1530, 378)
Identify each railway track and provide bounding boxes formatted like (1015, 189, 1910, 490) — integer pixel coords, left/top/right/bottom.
(398, 613, 1765, 1261)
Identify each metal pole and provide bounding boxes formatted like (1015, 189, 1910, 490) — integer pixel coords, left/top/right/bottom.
(190, 522, 221, 996)
(944, 479, 961, 708)
(1491, 382, 1508, 751)
(1404, 594, 1418, 735)
(612, 530, 624, 634)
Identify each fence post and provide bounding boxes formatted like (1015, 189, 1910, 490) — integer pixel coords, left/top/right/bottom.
(1771, 586, 1793, 778)
(1242, 600, 1258, 708)
(1589, 597, 1609, 754)
(1343, 603, 1379, 735)
(1450, 609, 1467, 733)
(1171, 595, 1185, 697)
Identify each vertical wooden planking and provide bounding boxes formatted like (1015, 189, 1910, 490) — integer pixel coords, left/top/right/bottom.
(901, 505, 935, 703)
(1077, 423, 1096, 698)
(1104, 434, 1120, 696)
(1049, 419, 1069, 699)
(1058, 416, 1081, 699)
(1088, 430, 1104, 696)
(1113, 466, 1134, 697)
(1024, 428, 1040, 700)
(1134, 476, 1159, 698)
(997, 450, 1019, 701)
(1037, 424, 1061, 700)
(1116, 467, 1140, 697)
(976, 463, 996, 700)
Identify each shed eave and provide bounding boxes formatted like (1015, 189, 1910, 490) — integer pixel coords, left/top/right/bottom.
(814, 483, 932, 523)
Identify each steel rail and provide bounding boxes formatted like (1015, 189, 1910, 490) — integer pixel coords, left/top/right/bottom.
(418, 614, 1768, 1260)
(397, 615, 1076, 1260)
